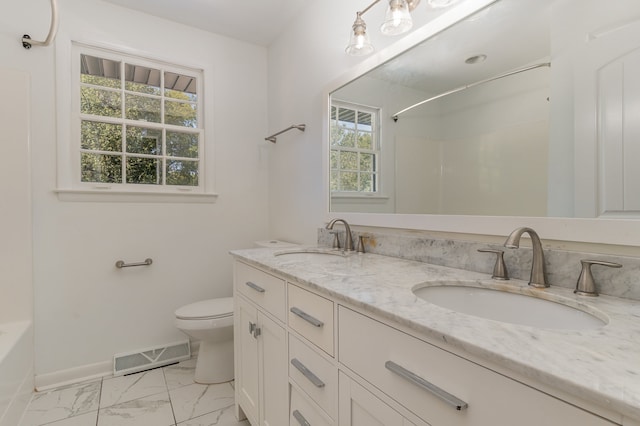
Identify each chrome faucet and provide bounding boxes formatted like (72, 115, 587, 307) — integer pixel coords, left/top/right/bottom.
(504, 227, 548, 288)
(326, 218, 354, 251)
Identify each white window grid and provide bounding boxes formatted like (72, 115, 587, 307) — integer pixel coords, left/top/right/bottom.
(330, 101, 380, 193)
(72, 44, 205, 192)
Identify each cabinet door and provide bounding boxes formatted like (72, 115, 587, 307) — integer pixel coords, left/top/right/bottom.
(339, 372, 405, 426)
(236, 296, 259, 426)
(259, 311, 288, 426)
(291, 385, 334, 426)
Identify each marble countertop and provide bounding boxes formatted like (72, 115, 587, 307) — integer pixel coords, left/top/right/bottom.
(230, 247, 640, 421)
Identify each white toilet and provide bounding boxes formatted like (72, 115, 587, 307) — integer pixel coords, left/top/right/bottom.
(174, 297, 234, 384)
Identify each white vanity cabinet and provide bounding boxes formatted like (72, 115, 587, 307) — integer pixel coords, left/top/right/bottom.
(338, 306, 617, 426)
(233, 258, 626, 426)
(234, 261, 288, 426)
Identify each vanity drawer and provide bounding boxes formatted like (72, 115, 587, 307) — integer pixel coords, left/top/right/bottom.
(288, 283, 335, 356)
(234, 261, 286, 322)
(290, 384, 334, 426)
(289, 334, 338, 419)
(338, 306, 616, 426)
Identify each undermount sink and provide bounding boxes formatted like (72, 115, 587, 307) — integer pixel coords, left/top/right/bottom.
(274, 248, 352, 258)
(413, 284, 607, 330)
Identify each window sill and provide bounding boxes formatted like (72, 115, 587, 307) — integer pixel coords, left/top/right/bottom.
(54, 188, 219, 203)
(331, 192, 389, 201)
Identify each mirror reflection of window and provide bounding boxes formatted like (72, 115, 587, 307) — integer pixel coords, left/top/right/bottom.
(330, 101, 380, 193)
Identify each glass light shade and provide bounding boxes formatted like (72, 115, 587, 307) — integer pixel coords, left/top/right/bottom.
(346, 16, 374, 56)
(380, 0, 413, 36)
(427, 0, 457, 8)
(406, 0, 421, 11)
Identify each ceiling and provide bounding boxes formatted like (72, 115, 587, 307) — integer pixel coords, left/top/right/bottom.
(101, 0, 310, 46)
(366, 0, 551, 93)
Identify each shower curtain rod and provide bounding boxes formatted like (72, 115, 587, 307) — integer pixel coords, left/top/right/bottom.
(391, 62, 551, 121)
(22, 0, 59, 49)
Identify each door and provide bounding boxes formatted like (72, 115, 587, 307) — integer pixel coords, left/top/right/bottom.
(572, 0, 640, 216)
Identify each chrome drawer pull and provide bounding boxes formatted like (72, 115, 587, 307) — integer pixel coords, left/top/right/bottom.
(245, 281, 266, 293)
(291, 358, 325, 388)
(290, 307, 324, 327)
(292, 409, 311, 426)
(385, 360, 468, 411)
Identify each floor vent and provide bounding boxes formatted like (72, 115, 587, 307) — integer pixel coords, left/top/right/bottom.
(113, 340, 190, 376)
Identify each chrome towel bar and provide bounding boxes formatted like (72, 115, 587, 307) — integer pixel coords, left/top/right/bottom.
(115, 258, 153, 269)
(265, 124, 306, 143)
(22, 0, 59, 49)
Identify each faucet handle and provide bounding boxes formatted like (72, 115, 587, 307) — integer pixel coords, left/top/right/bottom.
(356, 235, 369, 254)
(575, 259, 622, 297)
(478, 249, 509, 280)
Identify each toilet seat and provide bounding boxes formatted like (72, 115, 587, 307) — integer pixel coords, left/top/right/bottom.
(175, 297, 233, 320)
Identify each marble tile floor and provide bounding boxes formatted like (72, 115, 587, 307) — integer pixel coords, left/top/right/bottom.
(20, 358, 249, 426)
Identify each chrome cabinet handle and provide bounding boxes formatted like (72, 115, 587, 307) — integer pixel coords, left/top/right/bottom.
(245, 281, 266, 293)
(290, 307, 324, 327)
(385, 360, 468, 411)
(248, 322, 260, 339)
(292, 409, 311, 426)
(291, 358, 325, 388)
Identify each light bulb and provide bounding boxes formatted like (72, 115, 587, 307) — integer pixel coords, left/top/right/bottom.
(380, 0, 413, 36)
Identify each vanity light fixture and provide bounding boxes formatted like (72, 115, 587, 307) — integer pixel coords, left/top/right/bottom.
(346, 0, 422, 56)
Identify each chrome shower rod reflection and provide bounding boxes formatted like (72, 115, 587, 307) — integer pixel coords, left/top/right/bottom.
(392, 62, 551, 121)
(265, 124, 306, 143)
(22, 0, 59, 49)
(115, 258, 153, 269)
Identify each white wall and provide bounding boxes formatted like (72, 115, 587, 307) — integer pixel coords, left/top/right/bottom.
(266, 0, 453, 243)
(2, 0, 270, 381)
(0, 68, 33, 324)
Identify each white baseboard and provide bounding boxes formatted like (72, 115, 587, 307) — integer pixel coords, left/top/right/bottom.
(34, 340, 198, 392)
(35, 360, 112, 392)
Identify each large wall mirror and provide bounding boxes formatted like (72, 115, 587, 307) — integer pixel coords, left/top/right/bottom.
(326, 0, 640, 246)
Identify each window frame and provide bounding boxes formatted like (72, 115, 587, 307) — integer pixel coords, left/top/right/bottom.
(60, 42, 213, 200)
(330, 100, 381, 195)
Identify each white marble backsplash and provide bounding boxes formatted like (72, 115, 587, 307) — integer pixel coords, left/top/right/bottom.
(318, 228, 640, 300)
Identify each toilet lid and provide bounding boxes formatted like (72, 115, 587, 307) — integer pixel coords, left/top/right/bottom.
(175, 297, 234, 320)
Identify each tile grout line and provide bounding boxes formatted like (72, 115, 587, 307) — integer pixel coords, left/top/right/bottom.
(95, 377, 102, 426)
(163, 365, 179, 426)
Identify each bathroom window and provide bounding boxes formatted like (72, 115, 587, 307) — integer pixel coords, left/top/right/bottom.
(71, 45, 205, 193)
(330, 101, 380, 193)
